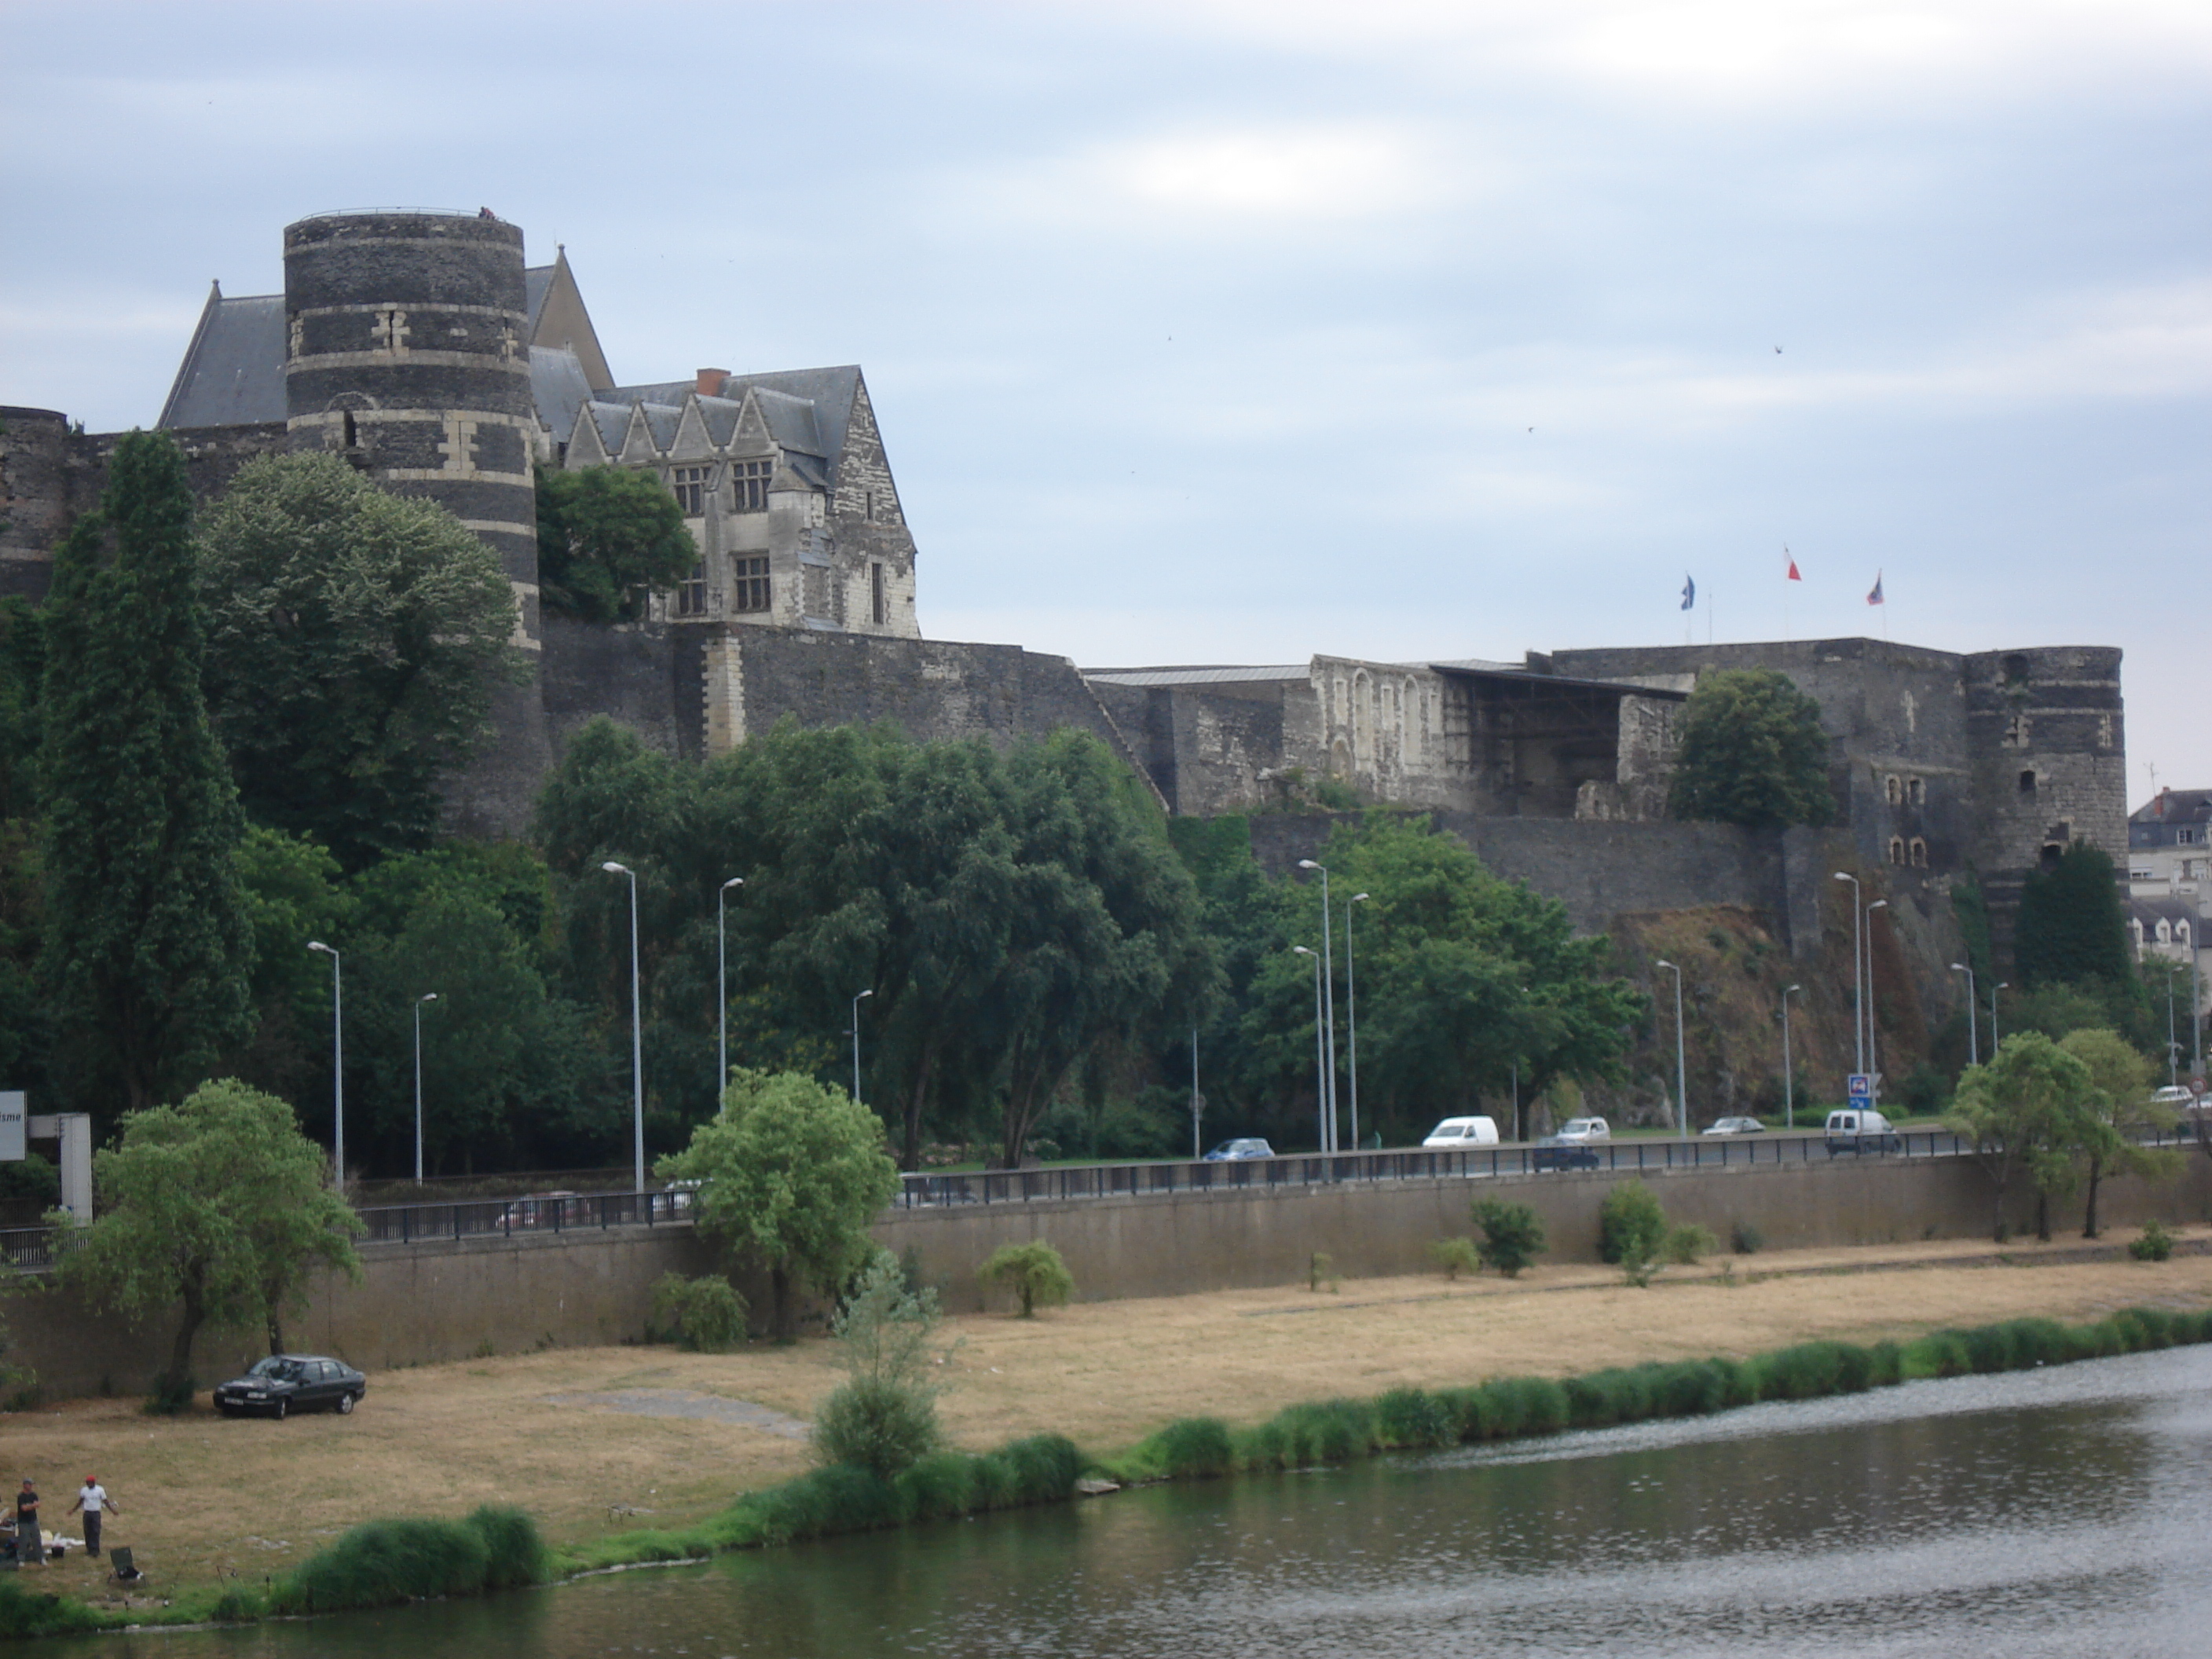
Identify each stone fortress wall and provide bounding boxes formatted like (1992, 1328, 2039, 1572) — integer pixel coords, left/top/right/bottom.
(0, 211, 2130, 976)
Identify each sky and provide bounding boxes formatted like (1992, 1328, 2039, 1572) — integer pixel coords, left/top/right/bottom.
(4, 0, 2207, 795)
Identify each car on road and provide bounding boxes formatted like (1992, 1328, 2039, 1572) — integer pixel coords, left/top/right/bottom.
(1824, 1108, 1903, 1155)
(1203, 1137, 1276, 1161)
(1422, 1115, 1500, 1148)
(2152, 1086, 2199, 1110)
(1531, 1136, 1601, 1171)
(1555, 1117, 1611, 1143)
(1702, 1116, 1765, 1135)
(214, 1354, 368, 1419)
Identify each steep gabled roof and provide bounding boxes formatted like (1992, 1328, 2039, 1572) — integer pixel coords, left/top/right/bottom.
(529, 347, 595, 447)
(158, 282, 287, 430)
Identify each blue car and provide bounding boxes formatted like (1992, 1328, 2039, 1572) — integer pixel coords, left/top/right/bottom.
(1530, 1137, 1600, 1171)
(1203, 1138, 1276, 1161)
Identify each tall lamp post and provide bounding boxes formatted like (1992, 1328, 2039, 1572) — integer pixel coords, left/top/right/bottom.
(1294, 946, 1328, 1153)
(1654, 958, 1687, 1137)
(1781, 983, 1800, 1129)
(1832, 872, 1865, 1076)
(716, 876, 745, 1101)
(601, 861, 645, 1194)
(412, 991, 438, 1183)
(1346, 892, 1369, 1153)
(1950, 962, 1978, 1067)
(1992, 981, 2009, 1051)
(306, 941, 343, 1189)
(1190, 1028, 1202, 1160)
(1866, 899, 1888, 1100)
(851, 988, 873, 1106)
(1297, 860, 1337, 1152)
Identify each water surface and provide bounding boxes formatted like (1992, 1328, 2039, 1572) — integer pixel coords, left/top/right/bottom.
(63, 1345, 2212, 1657)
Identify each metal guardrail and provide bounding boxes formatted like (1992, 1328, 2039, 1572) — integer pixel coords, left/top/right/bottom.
(3, 1126, 2203, 1263)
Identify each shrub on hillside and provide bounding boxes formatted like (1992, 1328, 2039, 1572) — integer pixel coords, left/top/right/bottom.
(1470, 1199, 1547, 1277)
(270, 1506, 547, 1615)
(1663, 1223, 1719, 1266)
(978, 1240, 1075, 1317)
(1429, 1237, 1482, 1280)
(2130, 1219, 2175, 1261)
(1600, 1181, 1669, 1285)
(650, 1273, 749, 1352)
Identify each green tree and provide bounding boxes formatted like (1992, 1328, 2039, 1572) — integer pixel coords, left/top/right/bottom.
(2058, 1027, 2179, 1238)
(60, 1079, 363, 1397)
(1950, 1032, 2096, 1240)
(1599, 1180, 1668, 1284)
(1470, 1198, 1547, 1277)
(533, 463, 698, 624)
(230, 825, 355, 1106)
(196, 453, 524, 867)
(0, 597, 43, 821)
(2014, 840, 2133, 989)
(1665, 668, 1835, 829)
(812, 1253, 947, 1478)
(656, 1068, 901, 1337)
(38, 430, 253, 1120)
(979, 1240, 1076, 1316)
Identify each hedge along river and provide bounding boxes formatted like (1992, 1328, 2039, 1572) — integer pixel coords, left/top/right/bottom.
(48, 1344, 2212, 1658)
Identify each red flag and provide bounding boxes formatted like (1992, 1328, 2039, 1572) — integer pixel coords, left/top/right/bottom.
(1866, 571, 1884, 606)
(1785, 548, 1801, 581)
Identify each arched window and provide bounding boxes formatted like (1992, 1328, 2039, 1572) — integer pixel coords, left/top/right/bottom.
(1910, 837, 1928, 868)
(1884, 775, 1901, 805)
(1907, 777, 1925, 806)
(1888, 837, 1906, 866)
(2019, 769, 2037, 794)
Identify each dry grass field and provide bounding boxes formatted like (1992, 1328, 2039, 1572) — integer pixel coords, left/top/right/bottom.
(11, 1227, 2211, 1606)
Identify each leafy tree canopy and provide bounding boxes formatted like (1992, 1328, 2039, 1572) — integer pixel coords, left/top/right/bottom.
(656, 1068, 901, 1335)
(38, 430, 253, 1122)
(196, 452, 525, 868)
(533, 463, 698, 624)
(1665, 668, 1835, 829)
(1950, 1031, 2097, 1240)
(60, 1079, 362, 1393)
(2014, 840, 2132, 988)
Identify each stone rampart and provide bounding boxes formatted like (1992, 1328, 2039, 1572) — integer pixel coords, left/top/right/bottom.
(12, 1153, 2211, 1401)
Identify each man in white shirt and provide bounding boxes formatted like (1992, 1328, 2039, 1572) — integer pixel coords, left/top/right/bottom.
(66, 1477, 116, 1558)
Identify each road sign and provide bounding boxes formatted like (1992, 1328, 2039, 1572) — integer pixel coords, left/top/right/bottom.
(0, 1093, 21, 1163)
(2193, 1076, 2207, 1099)
(1847, 1073, 1873, 1103)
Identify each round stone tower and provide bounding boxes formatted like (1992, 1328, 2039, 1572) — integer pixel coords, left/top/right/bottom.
(282, 211, 540, 647)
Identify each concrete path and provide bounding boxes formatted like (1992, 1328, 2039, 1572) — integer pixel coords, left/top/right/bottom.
(545, 1388, 811, 1440)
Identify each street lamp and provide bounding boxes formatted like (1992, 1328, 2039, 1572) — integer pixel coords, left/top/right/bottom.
(851, 988, 873, 1106)
(1950, 962, 1978, 1067)
(1866, 899, 1888, 1100)
(1832, 872, 1864, 1077)
(1992, 981, 2009, 1051)
(1294, 946, 1328, 1153)
(1346, 892, 1370, 1153)
(1781, 983, 1801, 1129)
(306, 941, 343, 1189)
(1654, 959, 1687, 1137)
(601, 861, 645, 1194)
(716, 876, 745, 1104)
(412, 992, 438, 1184)
(1297, 860, 1337, 1152)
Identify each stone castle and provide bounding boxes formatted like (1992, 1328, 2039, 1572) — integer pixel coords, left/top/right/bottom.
(0, 210, 2126, 969)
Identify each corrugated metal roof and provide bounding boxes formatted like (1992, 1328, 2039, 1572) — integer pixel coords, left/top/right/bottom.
(158, 289, 286, 429)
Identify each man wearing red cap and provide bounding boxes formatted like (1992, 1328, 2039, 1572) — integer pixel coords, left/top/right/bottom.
(67, 1477, 115, 1559)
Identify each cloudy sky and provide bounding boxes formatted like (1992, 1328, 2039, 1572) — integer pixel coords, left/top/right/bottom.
(5, 0, 2207, 793)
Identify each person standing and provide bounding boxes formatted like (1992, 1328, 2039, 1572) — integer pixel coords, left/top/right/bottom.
(68, 1478, 115, 1558)
(13, 1479, 39, 1568)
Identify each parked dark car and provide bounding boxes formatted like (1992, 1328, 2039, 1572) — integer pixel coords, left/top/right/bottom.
(214, 1354, 368, 1419)
(1531, 1137, 1601, 1171)
(1702, 1116, 1765, 1136)
(1203, 1138, 1276, 1161)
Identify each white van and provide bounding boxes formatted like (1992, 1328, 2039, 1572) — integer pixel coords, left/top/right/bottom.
(1824, 1108, 1902, 1155)
(1423, 1115, 1500, 1148)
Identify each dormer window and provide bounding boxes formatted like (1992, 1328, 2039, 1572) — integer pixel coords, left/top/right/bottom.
(672, 466, 710, 516)
(733, 460, 771, 513)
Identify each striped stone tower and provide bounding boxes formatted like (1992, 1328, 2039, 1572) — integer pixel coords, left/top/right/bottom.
(281, 211, 540, 648)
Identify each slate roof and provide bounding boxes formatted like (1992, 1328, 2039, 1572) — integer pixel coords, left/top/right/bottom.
(157, 284, 286, 430)
(529, 347, 595, 448)
(524, 264, 555, 333)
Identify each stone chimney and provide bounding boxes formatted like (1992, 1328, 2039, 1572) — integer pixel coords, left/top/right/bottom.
(696, 368, 730, 397)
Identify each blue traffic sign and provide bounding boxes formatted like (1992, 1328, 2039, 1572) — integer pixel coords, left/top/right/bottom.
(1847, 1073, 1873, 1102)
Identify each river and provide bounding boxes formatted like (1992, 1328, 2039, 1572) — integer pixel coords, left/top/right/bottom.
(53, 1344, 2212, 1657)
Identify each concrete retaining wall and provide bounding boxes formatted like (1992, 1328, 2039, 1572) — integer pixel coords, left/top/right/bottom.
(12, 1154, 2212, 1400)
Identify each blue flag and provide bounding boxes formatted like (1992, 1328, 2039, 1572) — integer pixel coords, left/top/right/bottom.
(1680, 574, 1696, 611)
